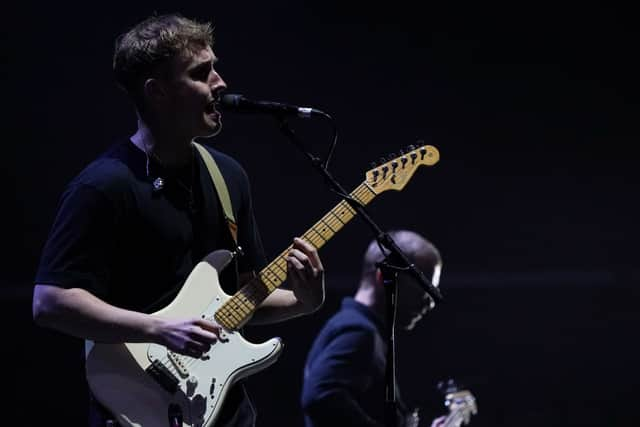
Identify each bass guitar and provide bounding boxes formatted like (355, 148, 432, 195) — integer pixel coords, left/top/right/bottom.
(404, 379, 477, 427)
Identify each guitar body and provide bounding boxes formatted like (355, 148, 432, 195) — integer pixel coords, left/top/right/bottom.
(85, 250, 284, 426)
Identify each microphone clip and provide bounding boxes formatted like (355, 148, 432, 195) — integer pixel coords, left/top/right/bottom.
(152, 177, 165, 193)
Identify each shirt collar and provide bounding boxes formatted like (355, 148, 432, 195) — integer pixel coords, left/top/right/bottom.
(341, 297, 385, 333)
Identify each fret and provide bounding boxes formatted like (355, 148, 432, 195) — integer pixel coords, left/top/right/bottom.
(301, 232, 322, 248)
(240, 281, 269, 303)
(361, 181, 377, 198)
(331, 204, 354, 226)
(259, 271, 280, 292)
(328, 208, 346, 225)
(271, 258, 287, 275)
(215, 306, 243, 329)
(265, 264, 286, 281)
(226, 298, 251, 317)
(232, 293, 253, 312)
(319, 217, 338, 233)
(323, 213, 342, 227)
(338, 200, 357, 215)
(237, 291, 258, 308)
(307, 227, 327, 245)
(313, 222, 333, 240)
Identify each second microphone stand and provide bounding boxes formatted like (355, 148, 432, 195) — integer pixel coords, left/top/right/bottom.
(276, 116, 443, 427)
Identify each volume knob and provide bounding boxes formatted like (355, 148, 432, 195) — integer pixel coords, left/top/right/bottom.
(186, 375, 198, 396)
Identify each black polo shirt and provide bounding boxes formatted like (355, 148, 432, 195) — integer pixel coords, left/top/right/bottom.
(35, 138, 266, 312)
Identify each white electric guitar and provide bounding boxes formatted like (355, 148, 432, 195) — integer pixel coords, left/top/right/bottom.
(85, 145, 440, 426)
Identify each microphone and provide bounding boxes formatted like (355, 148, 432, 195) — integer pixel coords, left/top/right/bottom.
(219, 93, 327, 119)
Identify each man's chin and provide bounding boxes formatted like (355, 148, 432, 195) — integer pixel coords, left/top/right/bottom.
(198, 122, 222, 139)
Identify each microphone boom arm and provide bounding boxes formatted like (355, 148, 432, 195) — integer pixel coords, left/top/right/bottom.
(275, 117, 443, 303)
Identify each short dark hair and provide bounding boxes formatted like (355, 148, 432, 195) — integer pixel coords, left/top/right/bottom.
(361, 230, 442, 285)
(113, 14, 213, 107)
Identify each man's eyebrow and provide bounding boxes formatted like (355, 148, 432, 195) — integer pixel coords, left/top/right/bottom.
(190, 59, 215, 73)
(189, 54, 218, 70)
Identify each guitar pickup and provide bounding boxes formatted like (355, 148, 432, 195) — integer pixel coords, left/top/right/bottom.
(167, 351, 190, 378)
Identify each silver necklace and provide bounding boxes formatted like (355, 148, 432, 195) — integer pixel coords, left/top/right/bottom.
(143, 143, 196, 213)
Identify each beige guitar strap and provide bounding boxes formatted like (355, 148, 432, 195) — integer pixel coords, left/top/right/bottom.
(192, 142, 238, 245)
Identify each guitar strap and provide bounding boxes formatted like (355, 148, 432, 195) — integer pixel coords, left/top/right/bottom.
(192, 142, 238, 246)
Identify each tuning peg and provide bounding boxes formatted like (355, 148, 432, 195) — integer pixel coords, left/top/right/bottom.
(399, 148, 405, 155)
(407, 144, 416, 151)
(437, 378, 460, 394)
(370, 161, 378, 168)
(388, 152, 397, 159)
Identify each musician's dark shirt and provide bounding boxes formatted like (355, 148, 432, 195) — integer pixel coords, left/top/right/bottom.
(302, 297, 391, 427)
(35, 139, 266, 426)
(36, 139, 266, 311)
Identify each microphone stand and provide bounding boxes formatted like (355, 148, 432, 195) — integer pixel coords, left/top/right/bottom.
(378, 258, 402, 427)
(275, 116, 443, 427)
(275, 116, 442, 302)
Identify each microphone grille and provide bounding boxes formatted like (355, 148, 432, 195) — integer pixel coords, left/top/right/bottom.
(220, 93, 243, 108)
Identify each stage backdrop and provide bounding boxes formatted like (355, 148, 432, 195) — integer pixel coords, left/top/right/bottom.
(3, 1, 638, 426)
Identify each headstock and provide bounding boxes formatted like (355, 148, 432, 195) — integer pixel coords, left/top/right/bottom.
(365, 144, 439, 194)
(437, 379, 478, 427)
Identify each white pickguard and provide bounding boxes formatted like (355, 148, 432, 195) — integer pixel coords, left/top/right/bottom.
(85, 252, 284, 426)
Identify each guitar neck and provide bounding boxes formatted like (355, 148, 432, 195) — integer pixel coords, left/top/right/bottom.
(215, 181, 377, 330)
(441, 409, 466, 427)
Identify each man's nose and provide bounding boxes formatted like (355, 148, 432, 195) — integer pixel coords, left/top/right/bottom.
(210, 71, 227, 92)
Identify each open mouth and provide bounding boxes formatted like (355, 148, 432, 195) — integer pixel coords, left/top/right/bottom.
(205, 91, 228, 114)
(205, 92, 223, 115)
(205, 100, 218, 114)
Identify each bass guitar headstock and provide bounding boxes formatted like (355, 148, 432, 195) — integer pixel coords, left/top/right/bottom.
(437, 379, 478, 427)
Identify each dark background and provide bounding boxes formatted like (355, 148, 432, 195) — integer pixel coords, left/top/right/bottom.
(3, 1, 639, 425)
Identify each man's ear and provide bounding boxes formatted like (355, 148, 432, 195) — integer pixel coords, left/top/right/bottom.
(143, 78, 166, 104)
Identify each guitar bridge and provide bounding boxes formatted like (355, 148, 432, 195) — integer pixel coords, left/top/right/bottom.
(145, 359, 179, 394)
